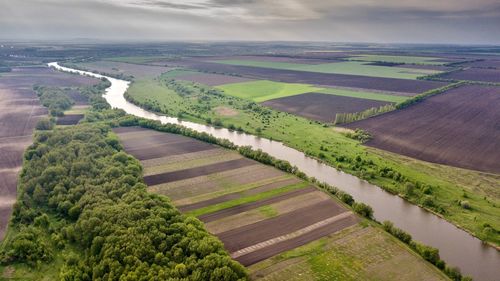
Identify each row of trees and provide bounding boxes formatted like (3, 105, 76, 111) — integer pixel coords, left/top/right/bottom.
(1, 124, 247, 280)
(333, 104, 395, 124)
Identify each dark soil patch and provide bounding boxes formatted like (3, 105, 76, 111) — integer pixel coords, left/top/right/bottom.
(216, 199, 346, 252)
(441, 68, 500, 83)
(235, 214, 358, 266)
(125, 140, 215, 161)
(262, 93, 390, 123)
(56, 114, 84, 125)
(346, 85, 500, 173)
(177, 60, 448, 94)
(198, 186, 316, 222)
(144, 158, 255, 185)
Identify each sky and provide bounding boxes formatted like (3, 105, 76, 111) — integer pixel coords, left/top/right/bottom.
(1, 0, 500, 44)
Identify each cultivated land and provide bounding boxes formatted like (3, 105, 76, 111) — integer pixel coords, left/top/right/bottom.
(211, 59, 441, 79)
(216, 80, 323, 102)
(177, 60, 449, 94)
(122, 69, 500, 245)
(74, 60, 172, 78)
(0, 66, 97, 239)
(175, 72, 255, 86)
(346, 85, 500, 174)
(348, 54, 449, 65)
(249, 225, 449, 281)
(113, 126, 448, 280)
(440, 68, 500, 83)
(317, 87, 408, 103)
(262, 93, 391, 123)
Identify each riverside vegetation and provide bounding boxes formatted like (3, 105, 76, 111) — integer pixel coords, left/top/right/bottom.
(123, 72, 499, 246)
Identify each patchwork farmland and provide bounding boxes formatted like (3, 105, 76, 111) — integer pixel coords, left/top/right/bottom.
(177, 60, 449, 94)
(440, 68, 500, 83)
(346, 85, 500, 173)
(114, 126, 449, 280)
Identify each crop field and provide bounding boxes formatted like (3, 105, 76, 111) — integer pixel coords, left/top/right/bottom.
(114, 127, 360, 266)
(347, 54, 450, 65)
(216, 80, 322, 102)
(75, 60, 172, 78)
(440, 68, 500, 83)
(0, 66, 98, 239)
(210, 59, 441, 79)
(178, 60, 449, 94)
(463, 59, 500, 69)
(249, 225, 448, 281)
(317, 87, 408, 103)
(113, 126, 450, 280)
(346, 85, 500, 173)
(175, 72, 255, 86)
(262, 93, 391, 123)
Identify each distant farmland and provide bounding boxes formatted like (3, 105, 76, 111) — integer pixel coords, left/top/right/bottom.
(440, 68, 500, 83)
(346, 85, 500, 173)
(178, 60, 449, 94)
(211, 59, 441, 79)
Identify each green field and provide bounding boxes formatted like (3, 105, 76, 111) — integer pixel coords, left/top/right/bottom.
(124, 75, 500, 246)
(216, 80, 322, 102)
(318, 88, 408, 103)
(249, 225, 449, 281)
(212, 59, 441, 79)
(348, 55, 448, 65)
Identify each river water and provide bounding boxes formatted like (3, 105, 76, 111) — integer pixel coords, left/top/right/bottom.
(49, 62, 499, 281)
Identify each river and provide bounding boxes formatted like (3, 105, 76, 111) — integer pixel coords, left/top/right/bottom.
(48, 62, 499, 281)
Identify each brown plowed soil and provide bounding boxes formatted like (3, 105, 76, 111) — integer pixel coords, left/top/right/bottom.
(144, 158, 255, 185)
(125, 141, 215, 161)
(441, 68, 500, 83)
(346, 85, 500, 173)
(177, 60, 448, 94)
(56, 114, 84, 125)
(198, 186, 316, 223)
(462, 60, 500, 69)
(216, 199, 346, 252)
(235, 214, 358, 266)
(178, 177, 301, 212)
(262, 93, 390, 123)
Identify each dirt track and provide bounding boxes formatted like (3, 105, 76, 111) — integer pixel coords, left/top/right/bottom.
(216, 199, 347, 252)
(346, 85, 500, 173)
(235, 213, 358, 266)
(262, 93, 390, 123)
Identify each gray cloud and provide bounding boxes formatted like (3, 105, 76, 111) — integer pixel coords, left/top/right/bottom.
(0, 0, 499, 44)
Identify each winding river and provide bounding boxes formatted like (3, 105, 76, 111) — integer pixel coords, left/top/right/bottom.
(49, 62, 499, 281)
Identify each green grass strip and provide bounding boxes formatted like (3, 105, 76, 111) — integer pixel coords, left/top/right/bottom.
(187, 181, 310, 217)
(317, 88, 408, 103)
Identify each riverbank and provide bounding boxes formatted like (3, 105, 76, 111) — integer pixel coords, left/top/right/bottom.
(49, 62, 500, 281)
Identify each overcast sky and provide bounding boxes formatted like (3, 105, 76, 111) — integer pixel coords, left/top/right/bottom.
(1, 0, 500, 44)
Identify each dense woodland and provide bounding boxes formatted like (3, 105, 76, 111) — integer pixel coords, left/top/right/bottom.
(1, 124, 247, 280)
